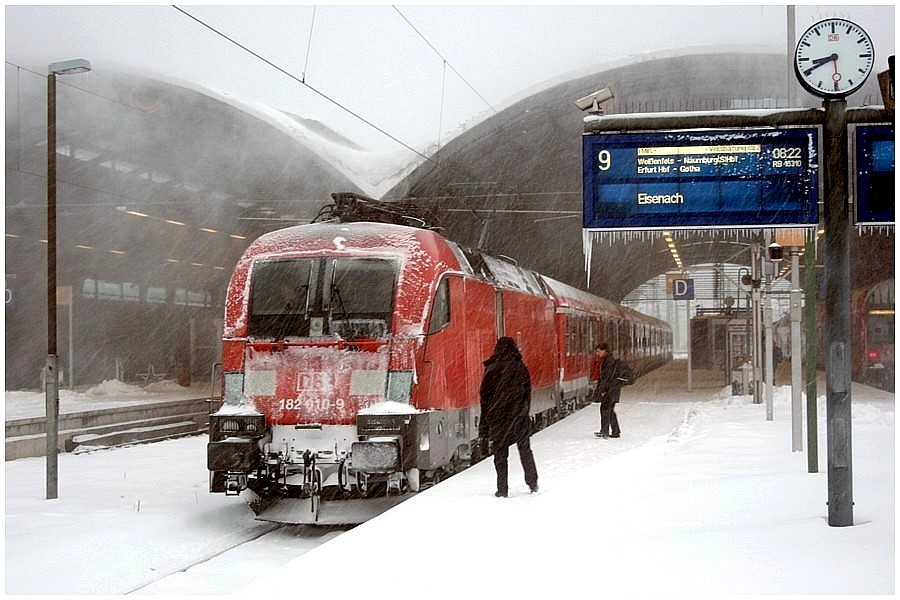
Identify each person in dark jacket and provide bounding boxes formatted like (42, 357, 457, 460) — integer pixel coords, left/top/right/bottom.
(591, 342, 634, 438)
(479, 337, 539, 497)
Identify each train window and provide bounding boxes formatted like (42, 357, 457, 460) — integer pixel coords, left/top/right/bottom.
(327, 259, 397, 338)
(123, 282, 140, 302)
(482, 255, 518, 289)
(581, 317, 590, 354)
(447, 243, 475, 276)
(868, 314, 894, 344)
(146, 286, 167, 304)
(461, 249, 490, 280)
(248, 259, 314, 338)
(575, 317, 581, 354)
(175, 288, 210, 307)
(98, 280, 122, 301)
(517, 268, 546, 297)
(248, 258, 397, 339)
(427, 278, 451, 334)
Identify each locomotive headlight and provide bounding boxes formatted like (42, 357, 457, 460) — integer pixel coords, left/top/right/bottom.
(224, 372, 244, 405)
(386, 370, 413, 404)
(351, 438, 401, 472)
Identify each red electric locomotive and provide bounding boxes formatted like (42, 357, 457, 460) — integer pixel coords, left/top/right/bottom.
(208, 198, 671, 524)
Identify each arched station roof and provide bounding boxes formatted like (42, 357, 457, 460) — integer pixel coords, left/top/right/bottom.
(385, 50, 893, 302)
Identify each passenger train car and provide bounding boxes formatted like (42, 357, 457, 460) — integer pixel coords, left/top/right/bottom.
(815, 278, 894, 391)
(207, 213, 672, 524)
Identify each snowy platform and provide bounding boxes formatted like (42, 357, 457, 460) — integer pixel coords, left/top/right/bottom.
(4, 361, 895, 595)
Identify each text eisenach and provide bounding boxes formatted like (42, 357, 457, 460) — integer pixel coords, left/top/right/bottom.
(638, 192, 684, 205)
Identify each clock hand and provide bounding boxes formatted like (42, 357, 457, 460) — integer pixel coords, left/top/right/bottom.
(832, 58, 842, 90)
(802, 53, 838, 76)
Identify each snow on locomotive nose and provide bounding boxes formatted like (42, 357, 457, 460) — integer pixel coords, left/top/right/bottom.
(207, 219, 465, 523)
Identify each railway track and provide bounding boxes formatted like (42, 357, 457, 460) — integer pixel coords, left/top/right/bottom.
(5, 398, 210, 460)
(122, 522, 287, 594)
(121, 520, 357, 594)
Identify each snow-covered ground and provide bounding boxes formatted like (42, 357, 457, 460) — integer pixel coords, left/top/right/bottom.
(4, 378, 211, 421)
(4, 361, 894, 595)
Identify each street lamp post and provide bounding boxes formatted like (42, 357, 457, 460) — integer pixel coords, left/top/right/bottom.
(46, 58, 90, 500)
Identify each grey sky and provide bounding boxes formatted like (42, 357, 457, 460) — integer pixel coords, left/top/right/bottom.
(5, 4, 896, 155)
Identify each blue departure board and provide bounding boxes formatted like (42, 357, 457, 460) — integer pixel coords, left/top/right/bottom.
(582, 128, 820, 230)
(855, 124, 894, 225)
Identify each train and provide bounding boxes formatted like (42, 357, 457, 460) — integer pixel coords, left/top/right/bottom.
(207, 194, 672, 524)
(771, 278, 894, 392)
(816, 278, 894, 391)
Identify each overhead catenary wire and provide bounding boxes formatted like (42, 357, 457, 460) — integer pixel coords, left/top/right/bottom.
(171, 5, 438, 168)
(392, 5, 498, 117)
(301, 5, 316, 83)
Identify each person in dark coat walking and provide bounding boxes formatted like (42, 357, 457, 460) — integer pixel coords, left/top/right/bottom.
(591, 342, 634, 438)
(479, 337, 539, 497)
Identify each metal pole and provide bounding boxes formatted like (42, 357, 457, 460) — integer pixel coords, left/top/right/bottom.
(787, 6, 797, 108)
(46, 71, 59, 500)
(790, 248, 802, 450)
(764, 283, 774, 421)
(751, 243, 763, 404)
(805, 228, 819, 472)
(823, 98, 853, 527)
(686, 297, 692, 392)
(68, 293, 74, 389)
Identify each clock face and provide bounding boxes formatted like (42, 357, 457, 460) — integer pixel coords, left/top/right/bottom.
(794, 18, 875, 98)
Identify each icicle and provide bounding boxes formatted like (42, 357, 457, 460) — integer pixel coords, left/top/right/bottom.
(582, 229, 593, 288)
(855, 223, 895, 235)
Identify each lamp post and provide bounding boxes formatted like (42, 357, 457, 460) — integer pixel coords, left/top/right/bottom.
(46, 58, 90, 500)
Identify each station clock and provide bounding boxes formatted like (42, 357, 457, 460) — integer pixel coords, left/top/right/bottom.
(794, 18, 875, 98)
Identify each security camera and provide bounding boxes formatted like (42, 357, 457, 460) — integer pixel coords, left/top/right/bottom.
(575, 87, 614, 113)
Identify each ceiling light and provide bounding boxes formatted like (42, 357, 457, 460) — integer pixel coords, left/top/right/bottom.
(165, 219, 185, 226)
(126, 210, 150, 218)
(199, 227, 218, 233)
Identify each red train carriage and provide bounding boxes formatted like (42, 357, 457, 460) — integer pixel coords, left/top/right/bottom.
(860, 279, 895, 391)
(208, 219, 671, 524)
(542, 276, 673, 414)
(812, 278, 894, 391)
(798, 278, 895, 392)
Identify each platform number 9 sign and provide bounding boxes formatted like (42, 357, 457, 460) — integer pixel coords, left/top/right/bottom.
(597, 150, 611, 171)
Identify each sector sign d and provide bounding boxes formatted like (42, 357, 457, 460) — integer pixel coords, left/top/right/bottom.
(582, 128, 820, 231)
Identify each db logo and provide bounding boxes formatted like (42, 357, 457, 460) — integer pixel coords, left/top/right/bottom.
(828, 33, 840, 42)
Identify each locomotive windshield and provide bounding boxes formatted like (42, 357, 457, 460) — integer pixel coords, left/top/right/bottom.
(248, 258, 397, 339)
